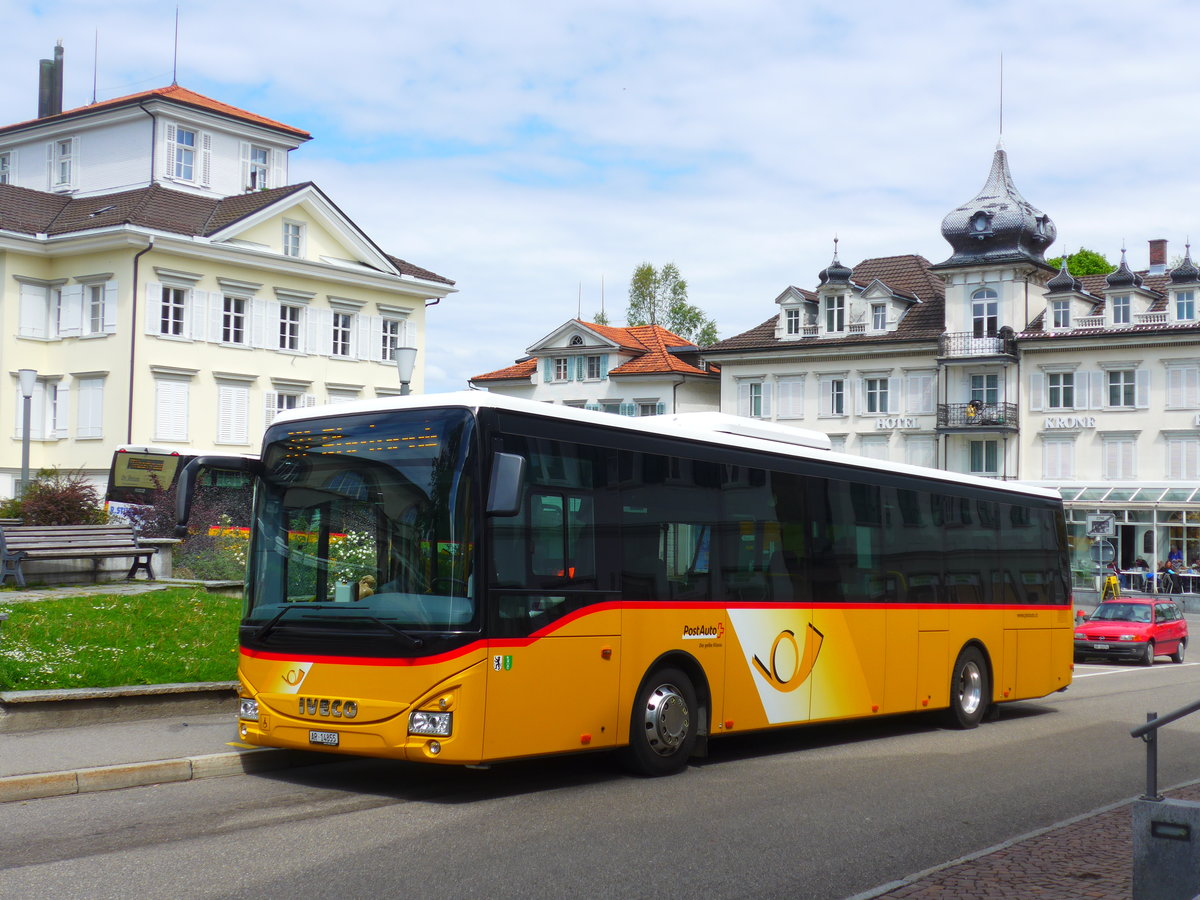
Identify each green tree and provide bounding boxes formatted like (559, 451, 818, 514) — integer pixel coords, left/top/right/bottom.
(592, 309, 610, 326)
(625, 262, 719, 346)
(1045, 247, 1114, 276)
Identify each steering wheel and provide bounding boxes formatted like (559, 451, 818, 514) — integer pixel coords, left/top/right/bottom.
(431, 577, 469, 596)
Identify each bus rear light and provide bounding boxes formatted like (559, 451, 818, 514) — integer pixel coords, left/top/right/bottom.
(409, 710, 453, 737)
(239, 698, 259, 721)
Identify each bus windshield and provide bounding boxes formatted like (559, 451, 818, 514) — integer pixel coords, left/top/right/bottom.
(246, 408, 478, 636)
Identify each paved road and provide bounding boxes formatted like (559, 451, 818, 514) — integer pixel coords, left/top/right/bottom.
(3, 660, 1200, 900)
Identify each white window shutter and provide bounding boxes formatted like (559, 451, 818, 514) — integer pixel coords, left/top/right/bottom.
(356, 315, 372, 360)
(272, 149, 285, 188)
(194, 290, 215, 341)
(247, 299, 266, 348)
(145, 282, 163, 334)
(45, 141, 54, 190)
(102, 280, 119, 333)
(887, 377, 900, 414)
(163, 124, 176, 179)
(308, 308, 331, 355)
(19, 283, 48, 338)
(263, 392, 278, 426)
(737, 382, 751, 417)
(239, 142, 251, 191)
(68, 137, 79, 188)
(1029, 372, 1044, 412)
(1187, 367, 1200, 408)
(217, 384, 249, 444)
(53, 385, 69, 438)
(370, 316, 385, 361)
(303, 394, 318, 407)
(819, 379, 832, 416)
(155, 379, 189, 441)
(1135, 369, 1150, 408)
(76, 378, 104, 439)
(760, 382, 773, 418)
(200, 133, 212, 187)
(58, 284, 83, 337)
(1090, 372, 1105, 409)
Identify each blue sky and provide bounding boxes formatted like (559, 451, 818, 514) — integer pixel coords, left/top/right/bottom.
(7, 0, 1200, 390)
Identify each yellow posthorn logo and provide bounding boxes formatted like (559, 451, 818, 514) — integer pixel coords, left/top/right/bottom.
(752, 625, 824, 693)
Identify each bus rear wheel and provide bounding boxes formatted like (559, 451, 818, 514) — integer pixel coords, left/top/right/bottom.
(946, 646, 989, 729)
(622, 667, 698, 777)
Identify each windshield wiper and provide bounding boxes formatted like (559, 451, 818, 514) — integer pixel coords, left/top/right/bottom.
(352, 614, 425, 648)
(254, 603, 342, 641)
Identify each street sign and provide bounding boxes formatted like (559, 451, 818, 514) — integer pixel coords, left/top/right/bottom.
(1089, 540, 1115, 564)
(1086, 514, 1116, 538)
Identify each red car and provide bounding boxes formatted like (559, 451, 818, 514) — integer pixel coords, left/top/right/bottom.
(1074, 598, 1188, 666)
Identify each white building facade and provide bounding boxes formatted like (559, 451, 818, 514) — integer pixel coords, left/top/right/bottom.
(0, 47, 455, 497)
(469, 319, 720, 415)
(704, 145, 1200, 580)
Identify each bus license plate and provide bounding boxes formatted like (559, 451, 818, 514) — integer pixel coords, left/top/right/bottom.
(1092, 643, 1110, 650)
(309, 730, 339, 746)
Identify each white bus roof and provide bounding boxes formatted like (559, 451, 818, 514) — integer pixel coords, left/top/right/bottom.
(270, 391, 1062, 502)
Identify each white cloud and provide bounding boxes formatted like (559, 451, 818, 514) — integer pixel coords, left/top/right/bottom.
(6, 0, 1200, 390)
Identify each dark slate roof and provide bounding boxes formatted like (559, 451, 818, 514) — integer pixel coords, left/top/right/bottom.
(1020, 271, 1171, 337)
(705, 254, 945, 354)
(936, 144, 1056, 270)
(0, 182, 453, 285)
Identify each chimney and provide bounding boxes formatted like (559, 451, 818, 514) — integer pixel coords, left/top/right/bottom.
(1149, 238, 1168, 276)
(37, 41, 64, 119)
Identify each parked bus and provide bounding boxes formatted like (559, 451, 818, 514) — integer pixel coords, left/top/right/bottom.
(106, 445, 252, 521)
(176, 392, 1073, 775)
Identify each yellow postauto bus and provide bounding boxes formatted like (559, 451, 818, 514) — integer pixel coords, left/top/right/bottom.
(177, 392, 1073, 776)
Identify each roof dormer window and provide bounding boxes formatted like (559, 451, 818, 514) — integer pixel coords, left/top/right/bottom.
(1110, 293, 1130, 326)
(164, 123, 210, 187)
(871, 303, 887, 331)
(969, 210, 993, 238)
(1175, 290, 1196, 322)
(825, 294, 845, 334)
(1051, 298, 1071, 330)
(785, 307, 801, 335)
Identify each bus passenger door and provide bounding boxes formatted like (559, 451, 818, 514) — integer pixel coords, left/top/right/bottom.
(484, 485, 621, 760)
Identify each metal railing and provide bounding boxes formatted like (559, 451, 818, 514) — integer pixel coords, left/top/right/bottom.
(937, 401, 1019, 429)
(938, 331, 1018, 359)
(1130, 698, 1200, 800)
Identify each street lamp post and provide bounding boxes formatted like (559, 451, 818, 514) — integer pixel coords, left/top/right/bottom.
(17, 368, 37, 497)
(394, 347, 417, 396)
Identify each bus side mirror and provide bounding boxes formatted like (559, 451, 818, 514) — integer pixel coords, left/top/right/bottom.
(175, 455, 262, 537)
(486, 452, 526, 517)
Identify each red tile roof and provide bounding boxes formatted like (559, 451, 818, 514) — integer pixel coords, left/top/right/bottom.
(471, 320, 716, 382)
(0, 84, 311, 140)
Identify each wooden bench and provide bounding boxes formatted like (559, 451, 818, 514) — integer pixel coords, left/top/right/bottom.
(0, 524, 156, 588)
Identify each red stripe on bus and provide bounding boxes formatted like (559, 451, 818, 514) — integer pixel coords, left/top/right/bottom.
(240, 600, 1068, 668)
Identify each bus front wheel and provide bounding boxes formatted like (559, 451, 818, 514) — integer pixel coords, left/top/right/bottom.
(946, 646, 989, 729)
(622, 667, 698, 777)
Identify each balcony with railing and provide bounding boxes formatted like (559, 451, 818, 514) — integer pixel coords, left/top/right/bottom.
(937, 401, 1019, 431)
(937, 330, 1018, 361)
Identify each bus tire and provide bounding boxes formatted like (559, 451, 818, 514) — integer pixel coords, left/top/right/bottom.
(946, 646, 989, 730)
(621, 667, 698, 777)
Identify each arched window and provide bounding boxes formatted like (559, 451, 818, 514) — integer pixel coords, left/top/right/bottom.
(569, 335, 583, 346)
(971, 288, 999, 338)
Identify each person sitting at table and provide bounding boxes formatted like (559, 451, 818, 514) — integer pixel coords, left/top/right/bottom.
(1168, 544, 1184, 565)
(1159, 560, 1182, 594)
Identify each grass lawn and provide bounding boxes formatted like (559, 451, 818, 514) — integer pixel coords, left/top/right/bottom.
(0, 588, 240, 691)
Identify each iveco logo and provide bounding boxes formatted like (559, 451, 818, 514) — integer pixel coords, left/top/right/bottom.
(298, 697, 358, 719)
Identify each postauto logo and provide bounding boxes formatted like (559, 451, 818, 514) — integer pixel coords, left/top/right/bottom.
(682, 622, 724, 640)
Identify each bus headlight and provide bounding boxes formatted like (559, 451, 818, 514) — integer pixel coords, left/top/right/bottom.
(409, 710, 453, 736)
(239, 698, 259, 721)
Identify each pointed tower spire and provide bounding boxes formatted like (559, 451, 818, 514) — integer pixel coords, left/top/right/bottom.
(817, 236, 852, 286)
(936, 145, 1056, 270)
